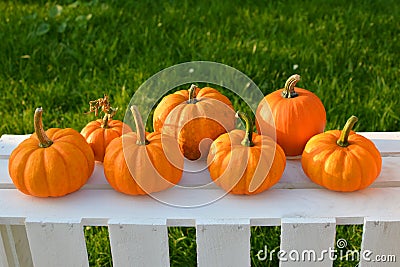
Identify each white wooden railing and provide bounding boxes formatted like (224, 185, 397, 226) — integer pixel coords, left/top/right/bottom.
(0, 132, 399, 266)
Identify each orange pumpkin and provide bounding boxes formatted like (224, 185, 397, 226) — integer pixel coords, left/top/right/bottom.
(256, 74, 326, 156)
(207, 111, 286, 195)
(301, 116, 382, 192)
(103, 105, 184, 195)
(8, 108, 95, 197)
(81, 95, 132, 162)
(153, 84, 236, 160)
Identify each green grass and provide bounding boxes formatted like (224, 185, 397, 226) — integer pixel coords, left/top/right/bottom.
(1, 0, 399, 266)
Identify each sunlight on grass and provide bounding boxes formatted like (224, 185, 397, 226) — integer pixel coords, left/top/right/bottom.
(2, 0, 399, 265)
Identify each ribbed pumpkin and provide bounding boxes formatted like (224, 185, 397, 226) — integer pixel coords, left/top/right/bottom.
(153, 84, 236, 160)
(256, 74, 326, 157)
(207, 111, 286, 195)
(81, 95, 132, 162)
(302, 116, 382, 192)
(103, 105, 184, 195)
(8, 108, 95, 197)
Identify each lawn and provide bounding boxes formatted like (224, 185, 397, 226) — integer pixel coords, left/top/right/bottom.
(1, 0, 399, 266)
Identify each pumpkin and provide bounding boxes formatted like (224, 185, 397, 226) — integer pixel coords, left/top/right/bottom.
(256, 74, 326, 157)
(8, 108, 95, 197)
(81, 95, 132, 162)
(207, 111, 286, 195)
(103, 105, 184, 195)
(301, 116, 382, 192)
(153, 84, 236, 160)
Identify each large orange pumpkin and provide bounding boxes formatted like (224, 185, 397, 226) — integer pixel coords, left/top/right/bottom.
(207, 111, 286, 195)
(256, 74, 326, 157)
(153, 84, 236, 160)
(8, 108, 95, 197)
(81, 95, 132, 162)
(103, 105, 184, 195)
(301, 116, 382, 192)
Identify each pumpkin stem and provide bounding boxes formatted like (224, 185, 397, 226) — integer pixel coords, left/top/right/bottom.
(187, 84, 199, 104)
(86, 94, 118, 128)
(337, 115, 358, 147)
(34, 107, 53, 148)
(101, 107, 118, 128)
(282, 74, 300, 98)
(130, 105, 149, 146)
(236, 111, 254, 147)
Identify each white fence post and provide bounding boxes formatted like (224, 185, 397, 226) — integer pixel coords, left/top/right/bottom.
(280, 218, 336, 266)
(25, 219, 88, 267)
(359, 218, 400, 266)
(108, 218, 170, 267)
(196, 218, 250, 267)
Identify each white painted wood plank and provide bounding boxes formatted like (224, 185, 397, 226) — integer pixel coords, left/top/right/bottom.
(1, 133, 399, 191)
(0, 225, 19, 267)
(81, 162, 112, 189)
(0, 160, 15, 189)
(359, 132, 400, 156)
(108, 218, 169, 267)
(196, 219, 250, 267)
(0, 160, 111, 190)
(359, 218, 400, 267)
(360, 132, 400, 139)
(1, 188, 400, 226)
(2, 156, 400, 191)
(0, 135, 30, 158)
(280, 218, 336, 266)
(275, 156, 400, 189)
(25, 219, 88, 267)
(8, 225, 33, 267)
(0, 226, 11, 267)
(1, 132, 399, 159)
(0, 225, 32, 267)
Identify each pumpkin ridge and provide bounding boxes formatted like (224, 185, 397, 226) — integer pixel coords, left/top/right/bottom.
(346, 151, 363, 191)
(24, 149, 48, 196)
(310, 146, 335, 187)
(102, 126, 108, 158)
(146, 144, 178, 188)
(257, 141, 284, 191)
(348, 145, 379, 189)
(351, 135, 381, 161)
(10, 139, 37, 157)
(128, 146, 148, 191)
(112, 144, 127, 192)
(244, 148, 260, 193)
(86, 129, 104, 161)
(51, 141, 90, 187)
(307, 139, 329, 155)
(198, 88, 233, 105)
(42, 148, 57, 196)
(9, 145, 36, 194)
(48, 128, 73, 141)
(153, 96, 186, 131)
(55, 133, 95, 171)
(43, 146, 68, 195)
(158, 103, 185, 137)
(50, 144, 77, 193)
(320, 149, 339, 190)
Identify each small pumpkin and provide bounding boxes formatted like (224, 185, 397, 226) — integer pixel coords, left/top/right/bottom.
(81, 95, 132, 162)
(8, 108, 95, 197)
(103, 105, 184, 195)
(256, 74, 326, 156)
(207, 111, 286, 195)
(153, 84, 236, 160)
(301, 116, 382, 192)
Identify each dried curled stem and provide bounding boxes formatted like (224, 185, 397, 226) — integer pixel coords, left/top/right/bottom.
(85, 95, 118, 128)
